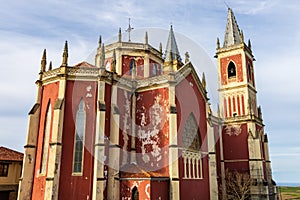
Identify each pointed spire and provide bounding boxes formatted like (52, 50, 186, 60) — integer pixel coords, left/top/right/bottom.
(48, 61, 52, 71)
(248, 39, 252, 49)
(41, 49, 47, 73)
(112, 49, 116, 72)
(118, 28, 122, 43)
(145, 31, 148, 45)
(185, 52, 190, 63)
(165, 25, 181, 62)
(202, 72, 206, 90)
(100, 43, 105, 68)
(98, 35, 102, 49)
(62, 41, 68, 67)
(223, 8, 242, 47)
(217, 37, 220, 49)
(159, 42, 163, 55)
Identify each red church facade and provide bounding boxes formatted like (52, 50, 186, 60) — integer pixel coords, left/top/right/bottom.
(18, 8, 276, 200)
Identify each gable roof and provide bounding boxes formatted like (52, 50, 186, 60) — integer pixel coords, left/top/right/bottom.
(0, 146, 23, 162)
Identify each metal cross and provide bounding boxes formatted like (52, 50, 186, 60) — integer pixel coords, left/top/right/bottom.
(126, 18, 134, 42)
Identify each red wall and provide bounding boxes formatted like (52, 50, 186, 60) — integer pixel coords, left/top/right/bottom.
(220, 54, 243, 85)
(117, 88, 132, 165)
(135, 88, 169, 175)
(58, 80, 97, 200)
(122, 55, 144, 78)
(222, 123, 248, 161)
(32, 82, 58, 200)
(176, 74, 210, 199)
(120, 180, 151, 199)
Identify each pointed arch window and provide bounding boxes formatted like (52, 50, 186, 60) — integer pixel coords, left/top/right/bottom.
(247, 63, 252, 82)
(40, 102, 52, 174)
(182, 113, 202, 179)
(227, 61, 236, 79)
(73, 100, 86, 174)
(132, 186, 139, 200)
(129, 59, 136, 75)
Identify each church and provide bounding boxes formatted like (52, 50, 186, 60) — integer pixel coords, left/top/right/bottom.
(18, 8, 277, 200)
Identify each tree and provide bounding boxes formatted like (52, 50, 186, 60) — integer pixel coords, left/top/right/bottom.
(221, 169, 253, 200)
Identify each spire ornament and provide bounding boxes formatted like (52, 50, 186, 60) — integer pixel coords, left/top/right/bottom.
(48, 61, 52, 71)
(100, 43, 105, 69)
(185, 52, 190, 63)
(202, 72, 206, 90)
(98, 35, 102, 49)
(217, 37, 220, 49)
(159, 42, 163, 55)
(248, 39, 252, 49)
(41, 49, 47, 73)
(145, 31, 148, 45)
(62, 41, 68, 67)
(118, 28, 122, 43)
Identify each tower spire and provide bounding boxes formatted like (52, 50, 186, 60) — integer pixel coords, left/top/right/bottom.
(165, 25, 181, 62)
(41, 49, 47, 73)
(118, 28, 122, 43)
(223, 8, 242, 47)
(62, 41, 68, 67)
(144, 31, 148, 45)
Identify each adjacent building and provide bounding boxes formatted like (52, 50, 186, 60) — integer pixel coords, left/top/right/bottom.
(0, 146, 23, 200)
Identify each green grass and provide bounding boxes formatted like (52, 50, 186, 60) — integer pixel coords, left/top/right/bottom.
(279, 186, 300, 199)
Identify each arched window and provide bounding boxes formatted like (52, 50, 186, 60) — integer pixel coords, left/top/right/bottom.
(152, 63, 157, 76)
(40, 102, 52, 174)
(129, 59, 136, 75)
(227, 61, 236, 78)
(73, 99, 86, 174)
(248, 64, 252, 81)
(132, 186, 139, 200)
(182, 113, 202, 179)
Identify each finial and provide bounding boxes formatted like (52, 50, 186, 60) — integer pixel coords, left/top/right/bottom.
(217, 104, 221, 117)
(112, 49, 116, 72)
(145, 31, 148, 45)
(202, 72, 206, 90)
(240, 30, 244, 42)
(100, 43, 105, 68)
(98, 35, 102, 49)
(41, 49, 47, 73)
(217, 37, 220, 49)
(48, 61, 52, 71)
(185, 52, 190, 63)
(62, 41, 68, 67)
(159, 42, 162, 54)
(126, 18, 134, 42)
(248, 39, 252, 49)
(118, 28, 122, 43)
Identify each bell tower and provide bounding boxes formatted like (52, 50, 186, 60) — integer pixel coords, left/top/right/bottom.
(216, 8, 257, 119)
(216, 8, 272, 199)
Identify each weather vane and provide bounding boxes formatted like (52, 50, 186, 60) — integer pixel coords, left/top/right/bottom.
(126, 18, 134, 42)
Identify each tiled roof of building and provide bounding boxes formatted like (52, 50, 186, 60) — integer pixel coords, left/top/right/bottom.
(0, 146, 23, 162)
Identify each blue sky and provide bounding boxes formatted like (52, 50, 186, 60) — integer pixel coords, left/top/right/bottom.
(0, 0, 299, 184)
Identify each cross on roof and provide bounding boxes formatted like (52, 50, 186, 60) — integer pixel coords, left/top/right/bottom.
(126, 18, 134, 42)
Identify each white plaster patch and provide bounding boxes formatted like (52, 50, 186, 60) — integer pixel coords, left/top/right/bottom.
(225, 124, 242, 136)
(137, 94, 167, 165)
(145, 184, 150, 198)
(86, 85, 92, 97)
